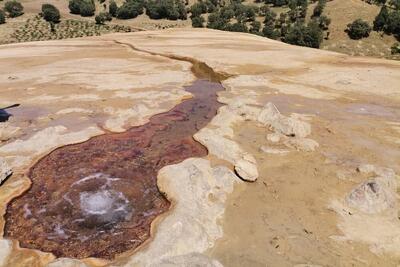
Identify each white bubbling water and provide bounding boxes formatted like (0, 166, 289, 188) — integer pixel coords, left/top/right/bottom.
(80, 190, 115, 215)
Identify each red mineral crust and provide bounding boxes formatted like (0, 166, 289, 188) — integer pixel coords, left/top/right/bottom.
(4, 80, 223, 259)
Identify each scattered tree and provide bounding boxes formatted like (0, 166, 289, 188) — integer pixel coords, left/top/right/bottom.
(116, 0, 144, 19)
(41, 4, 60, 23)
(109, 0, 118, 16)
(4, 0, 24, 18)
(191, 15, 205, 27)
(0, 10, 5, 24)
(95, 11, 112, 24)
(346, 19, 371, 39)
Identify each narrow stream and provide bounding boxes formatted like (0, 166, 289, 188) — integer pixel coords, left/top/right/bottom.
(4, 46, 227, 260)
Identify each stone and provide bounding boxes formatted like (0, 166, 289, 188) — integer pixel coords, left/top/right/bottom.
(0, 123, 20, 142)
(258, 102, 311, 138)
(0, 158, 12, 185)
(234, 153, 259, 182)
(346, 178, 397, 214)
(284, 138, 319, 152)
(260, 146, 290, 155)
(266, 133, 282, 143)
(357, 164, 376, 174)
(125, 158, 241, 266)
(0, 239, 12, 267)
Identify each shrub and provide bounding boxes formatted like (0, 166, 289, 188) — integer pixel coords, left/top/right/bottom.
(346, 19, 371, 39)
(391, 42, 400, 54)
(68, 0, 95, 16)
(312, 0, 326, 17)
(79, 0, 95, 16)
(4, 0, 24, 18)
(225, 22, 248, 32)
(68, 0, 81, 14)
(262, 23, 280, 39)
(284, 21, 323, 48)
(191, 15, 204, 27)
(116, 0, 144, 19)
(386, 10, 400, 35)
(146, 0, 186, 20)
(374, 5, 389, 31)
(0, 10, 5, 24)
(95, 11, 112, 24)
(109, 0, 118, 16)
(41, 4, 60, 23)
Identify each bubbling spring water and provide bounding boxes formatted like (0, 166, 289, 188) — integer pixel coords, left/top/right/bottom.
(4, 80, 224, 259)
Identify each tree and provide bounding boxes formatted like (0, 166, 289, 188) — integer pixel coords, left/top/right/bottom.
(250, 20, 261, 33)
(346, 19, 371, 39)
(146, 0, 187, 20)
(207, 12, 228, 29)
(116, 0, 144, 19)
(386, 10, 400, 36)
(391, 42, 400, 54)
(79, 0, 95, 16)
(317, 14, 330, 30)
(191, 15, 204, 27)
(226, 22, 248, 32)
(374, 5, 389, 31)
(41, 4, 60, 23)
(390, 0, 400, 9)
(284, 21, 323, 48)
(95, 11, 112, 24)
(312, 0, 326, 17)
(68, 0, 81, 14)
(0, 10, 5, 24)
(262, 23, 280, 39)
(109, 0, 118, 16)
(4, 0, 24, 18)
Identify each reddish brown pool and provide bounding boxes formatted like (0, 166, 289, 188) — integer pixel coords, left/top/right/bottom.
(4, 79, 223, 259)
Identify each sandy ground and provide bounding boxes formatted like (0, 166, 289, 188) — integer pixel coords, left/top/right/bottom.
(0, 29, 399, 266)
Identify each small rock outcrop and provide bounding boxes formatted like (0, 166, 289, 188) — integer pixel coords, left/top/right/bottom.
(258, 102, 311, 138)
(0, 158, 12, 185)
(346, 165, 398, 214)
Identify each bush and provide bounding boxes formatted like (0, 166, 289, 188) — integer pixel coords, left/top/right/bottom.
(146, 0, 186, 20)
(68, 0, 81, 14)
(312, 0, 326, 17)
(95, 11, 112, 24)
(109, 0, 118, 16)
(4, 0, 24, 18)
(79, 0, 95, 16)
(41, 4, 60, 23)
(262, 23, 280, 39)
(374, 5, 389, 31)
(346, 19, 371, 39)
(0, 10, 5, 24)
(284, 21, 323, 48)
(391, 42, 400, 54)
(386, 10, 400, 35)
(116, 0, 144, 19)
(191, 15, 204, 27)
(225, 22, 248, 32)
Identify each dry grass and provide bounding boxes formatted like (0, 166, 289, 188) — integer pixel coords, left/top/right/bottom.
(0, 15, 132, 44)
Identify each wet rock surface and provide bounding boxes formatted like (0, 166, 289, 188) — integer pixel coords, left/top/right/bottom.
(4, 80, 223, 259)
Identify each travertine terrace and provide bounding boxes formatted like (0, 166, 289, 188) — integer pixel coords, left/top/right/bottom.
(0, 29, 399, 266)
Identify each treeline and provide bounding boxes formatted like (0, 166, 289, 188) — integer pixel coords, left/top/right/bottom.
(68, 0, 187, 20)
(190, 0, 331, 48)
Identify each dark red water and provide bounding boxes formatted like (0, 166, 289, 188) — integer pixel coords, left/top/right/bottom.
(4, 79, 223, 259)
